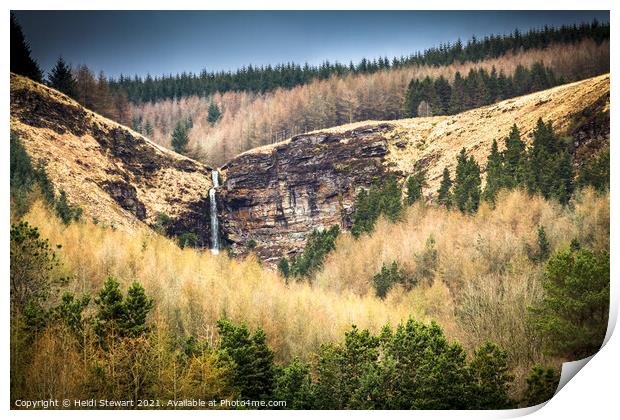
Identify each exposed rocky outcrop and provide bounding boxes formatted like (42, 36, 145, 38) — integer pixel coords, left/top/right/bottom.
(220, 125, 399, 262)
(10, 73, 214, 244)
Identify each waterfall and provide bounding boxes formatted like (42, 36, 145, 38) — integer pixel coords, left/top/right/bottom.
(209, 170, 220, 255)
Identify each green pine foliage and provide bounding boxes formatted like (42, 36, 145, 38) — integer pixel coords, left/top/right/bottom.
(287, 225, 340, 279)
(483, 140, 503, 203)
(10, 221, 60, 314)
(501, 124, 527, 189)
(406, 170, 427, 205)
(48, 56, 77, 97)
(312, 319, 514, 409)
(171, 120, 190, 153)
(522, 366, 560, 407)
(11, 133, 83, 223)
(351, 177, 403, 238)
(469, 342, 515, 409)
(578, 147, 609, 192)
(528, 246, 609, 359)
(372, 261, 415, 299)
(453, 148, 481, 213)
(55, 190, 83, 225)
(217, 319, 276, 400)
(277, 257, 290, 280)
(437, 167, 453, 208)
(274, 358, 314, 409)
(523, 118, 574, 205)
(404, 62, 561, 118)
(208, 101, 222, 125)
(526, 226, 551, 263)
(93, 277, 154, 339)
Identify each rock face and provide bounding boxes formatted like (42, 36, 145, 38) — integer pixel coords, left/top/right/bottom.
(220, 125, 399, 262)
(10, 73, 215, 244)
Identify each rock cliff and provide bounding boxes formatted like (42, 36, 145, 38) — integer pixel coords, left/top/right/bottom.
(219, 124, 398, 261)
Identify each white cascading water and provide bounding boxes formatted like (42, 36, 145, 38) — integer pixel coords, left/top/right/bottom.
(209, 170, 220, 255)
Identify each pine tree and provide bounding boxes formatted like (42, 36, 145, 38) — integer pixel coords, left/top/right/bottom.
(502, 124, 526, 189)
(437, 167, 453, 208)
(453, 149, 481, 213)
(406, 170, 427, 205)
(483, 140, 503, 203)
(171, 121, 190, 153)
(207, 101, 222, 125)
(217, 319, 276, 399)
(121, 282, 154, 337)
(48, 56, 76, 97)
(10, 13, 43, 82)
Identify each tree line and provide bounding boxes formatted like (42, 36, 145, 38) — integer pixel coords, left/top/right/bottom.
(108, 20, 609, 103)
(404, 62, 559, 117)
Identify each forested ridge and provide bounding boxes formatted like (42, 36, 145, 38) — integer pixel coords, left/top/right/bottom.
(109, 20, 608, 103)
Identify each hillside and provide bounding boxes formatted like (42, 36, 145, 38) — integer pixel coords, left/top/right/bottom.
(220, 74, 609, 262)
(131, 38, 609, 166)
(10, 73, 216, 244)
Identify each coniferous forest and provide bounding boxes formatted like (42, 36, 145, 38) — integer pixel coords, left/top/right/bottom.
(9, 10, 610, 411)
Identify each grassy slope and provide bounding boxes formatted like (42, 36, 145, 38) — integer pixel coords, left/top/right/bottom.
(10, 74, 214, 231)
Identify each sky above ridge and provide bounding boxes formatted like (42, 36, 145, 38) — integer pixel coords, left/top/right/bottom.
(13, 10, 610, 78)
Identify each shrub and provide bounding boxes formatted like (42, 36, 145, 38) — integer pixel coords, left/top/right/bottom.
(55, 190, 83, 225)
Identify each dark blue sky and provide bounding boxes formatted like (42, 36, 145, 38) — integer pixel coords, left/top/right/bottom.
(13, 10, 609, 79)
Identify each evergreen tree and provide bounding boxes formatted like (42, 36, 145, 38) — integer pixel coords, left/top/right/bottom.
(527, 225, 551, 263)
(502, 124, 526, 189)
(48, 56, 76, 97)
(10, 13, 43, 82)
(93, 277, 126, 338)
(453, 149, 481, 213)
(577, 147, 609, 191)
(529, 247, 609, 359)
(406, 170, 427, 205)
(121, 282, 154, 337)
(469, 342, 515, 409)
(277, 257, 290, 280)
(351, 177, 403, 237)
(217, 319, 276, 400)
(522, 366, 559, 406)
(483, 139, 503, 203)
(289, 225, 340, 278)
(274, 358, 314, 409)
(437, 167, 453, 208)
(171, 120, 190, 153)
(207, 101, 222, 125)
